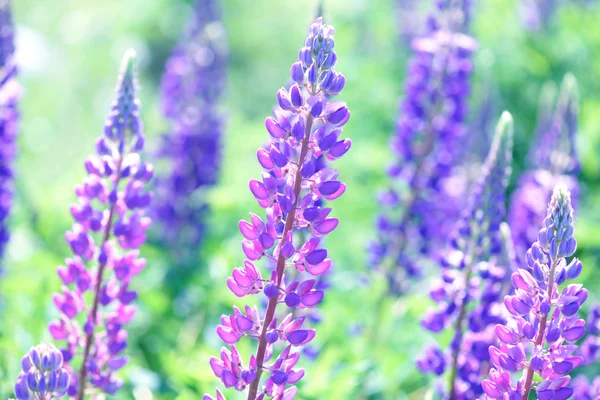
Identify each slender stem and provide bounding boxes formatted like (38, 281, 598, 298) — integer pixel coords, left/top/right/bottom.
(77, 157, 123, 400)
(521, 258, 557, 400)
(246, 115, 314, 400)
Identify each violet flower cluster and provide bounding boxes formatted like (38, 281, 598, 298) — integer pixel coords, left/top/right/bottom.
(0, 0, 19, 269)
(153, 0, 227, 253)
(418, 112, 514, 399)
(206, 17, 350, 400)
(13, 344, 70, 400)
(370, 1, 477, 293)
(509, 74, 579, 264)
(48, 50, 153, 399)
(483, 185, 586, 399)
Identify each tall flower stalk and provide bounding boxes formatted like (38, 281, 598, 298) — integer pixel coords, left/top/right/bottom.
(153, 0, 227, 258)
(0, 0, 19, 269)
(206, 17, 350, 400)
(483, 185, 586, 399)
(370, 1, 477, 293)
(48, 50, 153, 398)
(418, 112, 513, 399)
(509, 74, 579, 264)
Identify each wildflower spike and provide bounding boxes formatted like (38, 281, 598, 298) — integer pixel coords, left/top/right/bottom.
(0, 0, 19, 272)
(484, 185, 586, 399)
(418, 112, 514, 399)
(48, 49, 153, 398)
(153, 0, 227, 258)
(206, 18, 350, 400)
(370, 1, 477, 293)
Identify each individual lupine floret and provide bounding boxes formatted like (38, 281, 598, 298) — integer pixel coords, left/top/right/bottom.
(483, 185, 586, 399)
(47, 50, 153, 399)
(509, 74, 579, 264)
(0, 0, 19, 269)
(13, 343, 70, 400)
(417, 112, 513, 399)
(206, 17, 350, 400)
(153, 0, 227, 255)
(370, 1, 477, 293)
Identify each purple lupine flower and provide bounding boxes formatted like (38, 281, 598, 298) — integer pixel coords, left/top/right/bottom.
(509, 74, 579, 265)
(13, 343, 70, 400)
(579, 303, 600, 364)
(370, 1, 477, 293)
(205, 17, 350, 400)
(418, 113, 513, 399)
(483, 185, 586, 399)
(0, 0, 19, 269)
(47, 50, 153, 399)
(153, 0, 227, 254)
(573, 376, 600, 400)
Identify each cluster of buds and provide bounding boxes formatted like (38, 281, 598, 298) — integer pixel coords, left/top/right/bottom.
(13, 344, 70, 400)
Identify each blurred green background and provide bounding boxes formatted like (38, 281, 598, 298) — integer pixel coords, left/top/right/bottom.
(2, 0, 600, 398)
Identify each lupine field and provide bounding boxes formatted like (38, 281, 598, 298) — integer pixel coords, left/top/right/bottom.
(3, 0, 600, 399)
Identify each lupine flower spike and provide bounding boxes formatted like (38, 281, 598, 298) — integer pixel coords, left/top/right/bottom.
(153, 0, 227, 256)
(509, 74, 579, 265)
(0, 0, 19, 269)
(418, 112, 514, 399)
(48, 50, 153, 398)
(370, 1, 477, 293)
(483, 185, 586, 399)
(13, 344, 70, 400)
(205, 17, 350, 400)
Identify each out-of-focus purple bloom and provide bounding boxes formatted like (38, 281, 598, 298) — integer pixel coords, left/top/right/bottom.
(509, 74, 579, 265)
(573, 376, 600, 400)
(370, 1, 477, 294)
(579, 303, 600, 365)
(418, 113, 513, 399)
(483, 185, 586, 399)
(48, 50, 152, 399)
(153, 0, 227, 253)
(13, 344, 70, 400)
(0, 0, 19, 271)
(206, 17, 350, 400)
